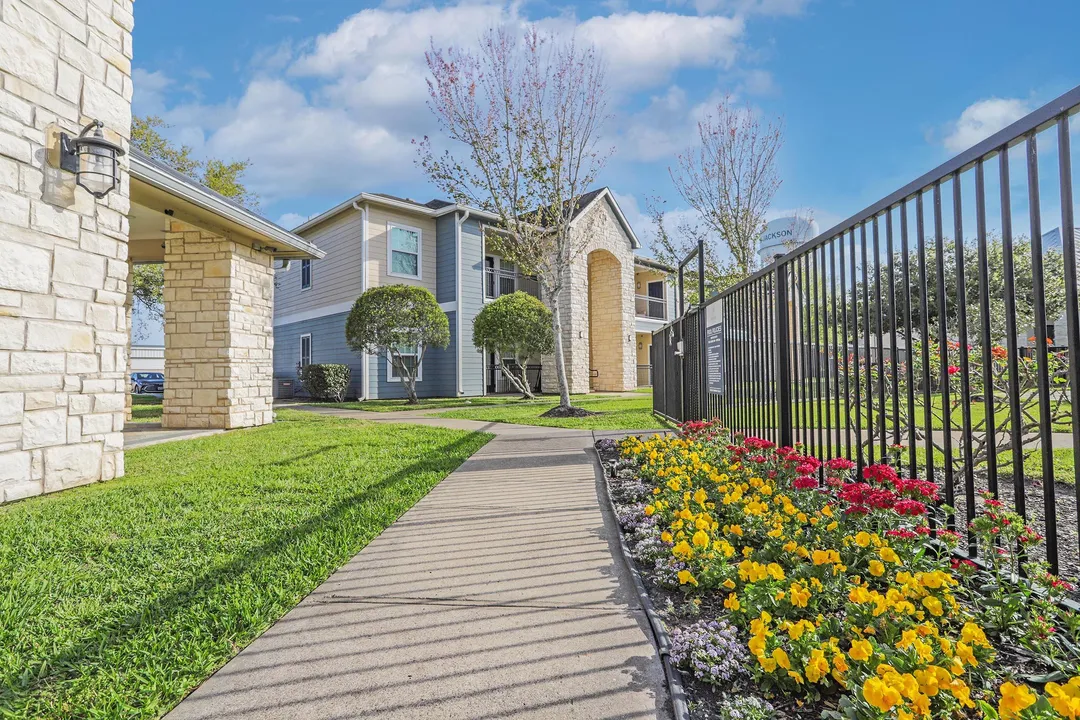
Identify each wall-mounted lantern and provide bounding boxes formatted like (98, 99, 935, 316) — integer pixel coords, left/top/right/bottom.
(59, 120, 125, 199)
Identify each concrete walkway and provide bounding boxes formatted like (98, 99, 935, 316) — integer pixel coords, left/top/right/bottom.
(124, 423, 226, 449)
(166, 409, 670, 720)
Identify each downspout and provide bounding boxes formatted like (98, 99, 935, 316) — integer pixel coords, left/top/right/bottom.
(455, 208, 471, 396)
(353, 200, 369, 400)
(479, 222, 486, 396)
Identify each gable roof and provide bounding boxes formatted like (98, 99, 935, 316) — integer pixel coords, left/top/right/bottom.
(568, 187, 641, 249)
(291, 186, 641, 252)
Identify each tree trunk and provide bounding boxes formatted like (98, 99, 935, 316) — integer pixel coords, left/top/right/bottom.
(517, 360, 534, 400)
(391, 352, 419, 404)
(549, 292, 572, 408)
(498, 360, 534, 400)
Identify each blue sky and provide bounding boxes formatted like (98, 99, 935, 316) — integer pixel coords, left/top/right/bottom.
(131, 0, 1080, 258)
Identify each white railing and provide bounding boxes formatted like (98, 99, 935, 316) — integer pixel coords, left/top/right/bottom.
(636, 364, 652, 387)
(635, 295, 667, 320)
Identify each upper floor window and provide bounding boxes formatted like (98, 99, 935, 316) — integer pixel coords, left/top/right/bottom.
(388, 222, 421, 279)
(300, 259, 312, 289)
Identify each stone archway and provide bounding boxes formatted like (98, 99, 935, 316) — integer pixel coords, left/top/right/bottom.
(587, 249, 628, 391)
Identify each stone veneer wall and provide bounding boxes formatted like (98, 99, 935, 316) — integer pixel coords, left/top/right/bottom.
(0, 0, 134, 503)
(587, 250, 628, 391)
(541, 198, 636, 394)
(162, 221, 275, 430)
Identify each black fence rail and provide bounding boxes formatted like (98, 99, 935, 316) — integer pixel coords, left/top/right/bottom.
(654, 84, 1080, 579)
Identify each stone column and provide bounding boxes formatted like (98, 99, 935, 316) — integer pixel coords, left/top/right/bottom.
(0, 0, 134, 503)
(162, 221, 274, 430)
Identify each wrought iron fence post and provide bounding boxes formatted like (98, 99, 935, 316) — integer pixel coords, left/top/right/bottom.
(698, 239, 707, 419)
(775, 260, 793, 448)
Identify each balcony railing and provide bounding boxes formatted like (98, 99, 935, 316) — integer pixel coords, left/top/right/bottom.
(635, 294, 667, 320)
(485, 268, 540, 300)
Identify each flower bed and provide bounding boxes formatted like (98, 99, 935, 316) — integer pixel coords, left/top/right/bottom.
(598, 420, 1080, 719)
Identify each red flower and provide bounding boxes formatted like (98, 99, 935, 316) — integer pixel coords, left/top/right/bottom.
(793, 476, 817, 490)
(826, 458, 856, 471)
(947, 365, 960, 375)
(863, 464, 900, 487)
(894, 499, 928, 516)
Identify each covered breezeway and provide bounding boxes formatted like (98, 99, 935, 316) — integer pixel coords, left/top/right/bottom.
(125, 149, 323, 435)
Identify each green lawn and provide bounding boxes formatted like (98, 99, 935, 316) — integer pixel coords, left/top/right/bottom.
(129, 394, 162, 423)
(320, 395, 551, 412)
(438, 394, 671, 430)
(830, 444, 1076, 484)
(0, 410, 491, 719)
(727, 392, 1072, 433)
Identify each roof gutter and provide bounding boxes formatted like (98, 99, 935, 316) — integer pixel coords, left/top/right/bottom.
(130, 153, 325, 259)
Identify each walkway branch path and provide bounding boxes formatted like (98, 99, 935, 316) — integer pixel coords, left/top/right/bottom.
(166, 406, 671, 720)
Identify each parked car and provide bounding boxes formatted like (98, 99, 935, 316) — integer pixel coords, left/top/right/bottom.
(131, 372, 164, 394)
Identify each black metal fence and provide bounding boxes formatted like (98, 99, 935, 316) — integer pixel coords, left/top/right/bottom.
(654, 84, 1080, 578)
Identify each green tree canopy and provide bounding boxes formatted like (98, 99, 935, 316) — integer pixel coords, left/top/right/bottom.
(344, 285, 450, 404)
(473, 292, 554, 398)
(130, 116, 260, 323)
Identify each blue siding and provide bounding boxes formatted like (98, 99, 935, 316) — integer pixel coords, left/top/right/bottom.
(273, 312, 363, 399)
(435, 215, 456, 303)
(273, 210, 490, 401)
(459, 217, 486, 396)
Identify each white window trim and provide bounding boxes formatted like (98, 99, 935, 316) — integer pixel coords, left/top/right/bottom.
(386, 347, 423, 383)
(386, 221, 423, 280)
(299, 333, 312, 367)
(300, 259, 312, 291)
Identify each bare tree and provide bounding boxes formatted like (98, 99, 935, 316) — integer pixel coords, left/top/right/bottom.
(418, 27, 611, 409)
(669, 98, 783, 281)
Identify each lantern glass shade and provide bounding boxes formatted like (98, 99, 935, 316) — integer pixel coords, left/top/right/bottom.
(76, 138, 120, 198)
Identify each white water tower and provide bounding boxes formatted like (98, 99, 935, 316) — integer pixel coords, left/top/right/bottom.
(757, 215, 819, 264)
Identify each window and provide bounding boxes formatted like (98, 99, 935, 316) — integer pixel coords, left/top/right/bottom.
(300, 259, 311, 290)
(300, 334, 312, 368)
(387, 344, 422, 382)
(387, 223, 421, 279)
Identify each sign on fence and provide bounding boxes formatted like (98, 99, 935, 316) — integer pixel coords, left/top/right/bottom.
(705, 300, 724, 395)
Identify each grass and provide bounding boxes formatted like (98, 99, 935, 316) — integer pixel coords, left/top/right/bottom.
(0, 410, 491, 719)
(438, 394, 672, 430)
(128, 394, 162, 423)
(730, 392, 1072, 433)
(827, 444, 1076, 484)
(318, 395, 550, 412)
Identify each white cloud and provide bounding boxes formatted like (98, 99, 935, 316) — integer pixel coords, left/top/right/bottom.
(575, 13, 743, 88)
(132, 68, 173, 115)
(942, 97, 1031, 154)
(203, 79, 416, 203)
(276, 212, 308, 229)
(689, 0, 809, 15)
(142, 2, 766, 205)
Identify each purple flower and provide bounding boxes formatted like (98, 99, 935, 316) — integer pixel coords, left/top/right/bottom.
(669, 618, 747, 686)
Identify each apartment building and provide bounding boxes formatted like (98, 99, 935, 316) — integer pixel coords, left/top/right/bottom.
(272, 189, 675, 399)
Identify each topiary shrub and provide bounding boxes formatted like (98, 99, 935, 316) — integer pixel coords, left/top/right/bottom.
(298, 363, 351, 402)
